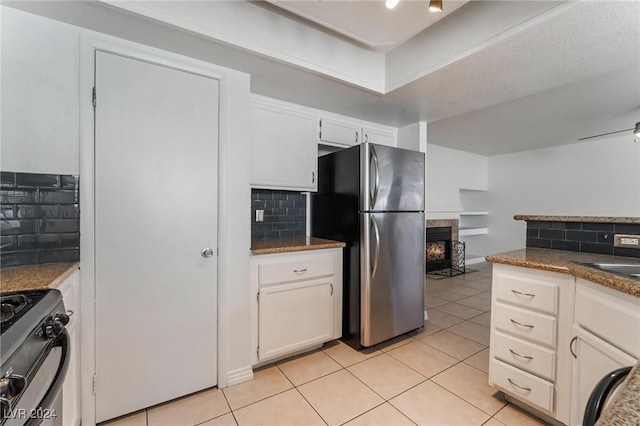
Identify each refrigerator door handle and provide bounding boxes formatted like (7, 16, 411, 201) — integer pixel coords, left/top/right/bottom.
(371, 215, 380, 278)
(370, 145, 380, 209)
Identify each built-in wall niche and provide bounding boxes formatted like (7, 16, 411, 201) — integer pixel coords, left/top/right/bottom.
(459, 189, 489, 264)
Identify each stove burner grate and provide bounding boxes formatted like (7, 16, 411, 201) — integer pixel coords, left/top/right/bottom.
(0, 293, 31, 331)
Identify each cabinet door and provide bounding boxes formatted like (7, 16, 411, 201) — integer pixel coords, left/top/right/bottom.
(571, 327, 637, 426)
(319, 117, 360, 147)
(362, 126, 395, 147)
(251, 101, 317, 191)
(259, 278, 333, 361)
(58, 271, 81, 426)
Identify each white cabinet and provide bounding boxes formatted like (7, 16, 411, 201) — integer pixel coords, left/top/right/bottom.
(251, 96, 318, 191)
(251, 248, 342, 365)
(569, 278, 640, 426)
(319, 117, 360, 147)
(489, 264, 574, 423)
(57, 269, 81, 426)
(318, 117, 396, 148)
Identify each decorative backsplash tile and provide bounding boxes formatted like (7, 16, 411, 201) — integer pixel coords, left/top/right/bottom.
(526, 220, 640, 258)
(1, 172, 80, 267)
(251, 189, 306, 240)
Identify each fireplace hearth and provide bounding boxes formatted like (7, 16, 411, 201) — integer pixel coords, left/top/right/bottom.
(426, 220, 465, 276)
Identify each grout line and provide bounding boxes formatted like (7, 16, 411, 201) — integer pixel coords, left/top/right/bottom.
(429, 376, 506, 418)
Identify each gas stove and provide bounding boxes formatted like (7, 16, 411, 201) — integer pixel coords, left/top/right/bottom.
(0, 289, 70, 424)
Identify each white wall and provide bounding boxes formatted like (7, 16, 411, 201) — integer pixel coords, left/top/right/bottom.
(1, 7, 80, 174)
(426, 143, 488, 213)
(487, 135, 640, 254)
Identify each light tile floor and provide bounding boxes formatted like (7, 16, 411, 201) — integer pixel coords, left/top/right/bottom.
(103, 262, 549, 426)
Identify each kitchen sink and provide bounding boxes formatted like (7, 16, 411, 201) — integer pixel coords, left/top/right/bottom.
(576, 262, 640, 281)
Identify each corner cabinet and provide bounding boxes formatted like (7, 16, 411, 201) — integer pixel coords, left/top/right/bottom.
(57, 269, 81, 426)
(250, 248, 342, 365)
(569, 278, 640, 426)
(251, 95, 317, 191)
(488, 264, 575, 425)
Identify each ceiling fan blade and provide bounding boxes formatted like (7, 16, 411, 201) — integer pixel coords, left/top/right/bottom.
(577, 128, 634, 141)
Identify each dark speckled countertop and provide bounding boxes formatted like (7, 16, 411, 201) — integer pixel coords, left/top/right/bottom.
(0, 262, 79, 294)
(251, 237, 345, 255)
(486, 248, 639, 425)
(485, 248, 640, 297)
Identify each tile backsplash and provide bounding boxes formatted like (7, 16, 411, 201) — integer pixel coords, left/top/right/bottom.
(251, 189, 306, 240)
(526, 220, 640, 258)
(1, 172, 80, 267)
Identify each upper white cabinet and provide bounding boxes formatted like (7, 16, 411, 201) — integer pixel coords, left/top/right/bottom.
(319, 118, 360, 147)
(319, 117, 396, 148)
(251, 96, 318, 191)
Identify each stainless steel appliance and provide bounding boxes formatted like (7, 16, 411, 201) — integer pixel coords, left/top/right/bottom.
(0, 289, 70, 426)
(312, 143, 425, 348)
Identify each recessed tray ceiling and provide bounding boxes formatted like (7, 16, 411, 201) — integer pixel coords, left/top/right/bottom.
(265, 0, 469, 50)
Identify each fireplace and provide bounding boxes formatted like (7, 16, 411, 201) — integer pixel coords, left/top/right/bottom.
(426, 220, 465, 276)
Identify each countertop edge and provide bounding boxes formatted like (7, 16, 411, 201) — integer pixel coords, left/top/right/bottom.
(48, 263, 80, 288)
(514, 215, 640, 224)
(251, 242, 346, 256)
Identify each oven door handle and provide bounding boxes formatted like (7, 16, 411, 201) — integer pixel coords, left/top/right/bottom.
(25, 329, 70, 426)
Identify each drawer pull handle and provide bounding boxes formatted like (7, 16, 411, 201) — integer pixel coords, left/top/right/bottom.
(511, 289, 535, 298)
(509, 349, 533, 360)
(507, 378, 532, 392)
(510, 319, 534, 329)
(570, 336, 578, 359)
(330, 283, 334, 296)
(293, 268, 307, 274)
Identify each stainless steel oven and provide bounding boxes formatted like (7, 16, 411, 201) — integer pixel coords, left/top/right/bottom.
(1, 290, 70, 426)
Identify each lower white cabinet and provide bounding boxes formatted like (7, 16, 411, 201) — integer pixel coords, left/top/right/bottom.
(251, 248, 342, 364)
(57, 269, 81, 426)
(569, 278, 640, 426)
(489, 264, 574, 424)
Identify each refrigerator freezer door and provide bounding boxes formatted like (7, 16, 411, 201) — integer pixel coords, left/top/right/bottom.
(361, 211, 425, 347)
(361, 144, 425, 212)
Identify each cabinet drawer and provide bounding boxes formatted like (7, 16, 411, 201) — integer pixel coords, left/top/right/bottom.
(494, 267, 559, 314)
(492, 331, 556, 381)
(494, 302, 557, 347)
(259, 254, 334, 285)
(491, 358, 554, 413)
(575, 278, 640, 358)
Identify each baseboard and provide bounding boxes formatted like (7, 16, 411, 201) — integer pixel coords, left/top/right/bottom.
(225, 366, 254, 387)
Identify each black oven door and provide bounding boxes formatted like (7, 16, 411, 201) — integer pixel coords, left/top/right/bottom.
(3, 330, 70, 426)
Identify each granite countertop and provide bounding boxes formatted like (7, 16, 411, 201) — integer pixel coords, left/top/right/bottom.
(514, 215, 640, 224)
(596, 362, 640, 426)
(485, 248, 640, 297)
(0, 262, 79, 294)
(251, 237, 346, 255)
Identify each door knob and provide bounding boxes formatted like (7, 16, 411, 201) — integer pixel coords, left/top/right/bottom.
(201, 248, 214, 258)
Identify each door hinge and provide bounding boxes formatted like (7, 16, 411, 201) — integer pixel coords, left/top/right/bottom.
(319, 118, 322, 139)
(92, 87, 97, 107)
(257, 346, 260, 358)
(93, 374, 97, 394)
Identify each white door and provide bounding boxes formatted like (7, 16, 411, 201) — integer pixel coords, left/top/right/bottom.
(94, 51, 219, 422)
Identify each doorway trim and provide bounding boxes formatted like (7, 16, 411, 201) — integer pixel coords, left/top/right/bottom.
(80, 32, 250, 424)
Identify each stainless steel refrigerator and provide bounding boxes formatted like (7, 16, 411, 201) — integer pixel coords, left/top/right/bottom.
(312, 143, 425, 348)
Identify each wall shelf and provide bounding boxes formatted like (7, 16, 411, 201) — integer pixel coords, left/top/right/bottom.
(460, 227, 488, 236)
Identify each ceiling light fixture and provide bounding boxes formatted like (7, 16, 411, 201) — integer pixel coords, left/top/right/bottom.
(429, 0, 443, 13)
(386, 0, 399, 9)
